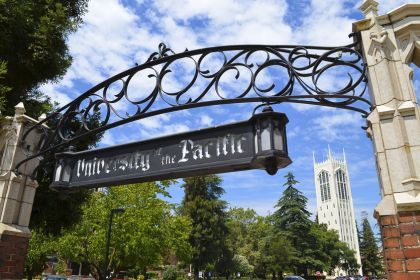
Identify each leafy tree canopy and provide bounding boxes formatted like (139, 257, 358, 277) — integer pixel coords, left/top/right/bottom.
(0, 0, 88, 116)
(56, 182, 191, 280)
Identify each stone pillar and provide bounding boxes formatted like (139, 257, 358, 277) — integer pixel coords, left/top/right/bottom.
(0, 103, 45, 279)
(353, 1, 420, 279)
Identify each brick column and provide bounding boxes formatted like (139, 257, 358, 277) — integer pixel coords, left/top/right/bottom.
(380, 212, 420, 279)
(0, 232, 29, 279)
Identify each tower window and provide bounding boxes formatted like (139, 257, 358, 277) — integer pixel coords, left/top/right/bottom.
(336, 169, 348, 200)
(319, 171, 331, 202)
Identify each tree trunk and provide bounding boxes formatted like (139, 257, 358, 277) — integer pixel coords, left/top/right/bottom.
(27, 271, 33, 280)
(141, 267, 147, 278)
(194, 268, 199, 280)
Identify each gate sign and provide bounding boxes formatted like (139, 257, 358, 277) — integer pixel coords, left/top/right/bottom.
(50, 110, 291, 191)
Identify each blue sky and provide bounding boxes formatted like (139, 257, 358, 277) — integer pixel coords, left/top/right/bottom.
(41, 0, 420, 230)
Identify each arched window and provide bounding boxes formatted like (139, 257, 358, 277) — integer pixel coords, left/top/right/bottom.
(319, 171, 331, 202)
(336, 169, 348, 199)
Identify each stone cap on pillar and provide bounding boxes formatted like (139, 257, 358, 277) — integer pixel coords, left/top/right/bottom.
(1, 103, 48, 176)
(359, 0, 378, 19)
(14, 102, 26, 116)
(353, 2, 420, 33)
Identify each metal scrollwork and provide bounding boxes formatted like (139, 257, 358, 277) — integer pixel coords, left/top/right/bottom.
(15, 33, 371, 172)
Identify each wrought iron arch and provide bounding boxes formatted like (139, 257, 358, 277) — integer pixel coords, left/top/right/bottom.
(15, 33, 372, 173)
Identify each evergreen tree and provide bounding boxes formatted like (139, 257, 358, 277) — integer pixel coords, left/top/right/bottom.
(272, 172, 316, 276)
(181, 175, 230, 279)
(356, 221, 362, 248)
(360, 215, 382, 276)
(273, 173, 311, 231)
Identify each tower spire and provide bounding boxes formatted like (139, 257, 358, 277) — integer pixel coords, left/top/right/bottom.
(328, 144, 332, 160)
(343, 148, 347, 163)
(313, 151, 316, 166)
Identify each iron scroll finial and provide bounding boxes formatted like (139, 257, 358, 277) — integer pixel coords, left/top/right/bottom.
(146, 43, 175, 62)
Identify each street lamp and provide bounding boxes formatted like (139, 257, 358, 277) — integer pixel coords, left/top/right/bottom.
(251, 105, 291, 175)
(104, 208, 125, 278)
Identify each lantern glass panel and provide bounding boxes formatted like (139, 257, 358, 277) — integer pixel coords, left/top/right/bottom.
(62, 165, 71, 182)
(55, 164, 62, 182)
(260, 118, 271, 151)
(254, 133, 259, 153)
(273, 120, 284, 151)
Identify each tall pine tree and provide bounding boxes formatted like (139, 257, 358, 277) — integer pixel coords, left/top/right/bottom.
(272, 172, 317, 276)
(181, 175, 230, 279)
(360, 214, 383, 276)
(273, 173, 312, 231)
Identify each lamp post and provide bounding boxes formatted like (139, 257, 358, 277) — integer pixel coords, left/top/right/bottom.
(251, 105, 292, 175)
(104, 208, 125, 279)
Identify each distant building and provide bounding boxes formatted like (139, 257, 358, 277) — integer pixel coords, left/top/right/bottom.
(313, 147, 362, 276)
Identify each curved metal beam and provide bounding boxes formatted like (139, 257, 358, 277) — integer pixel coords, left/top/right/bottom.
(15, 34, 371, 173)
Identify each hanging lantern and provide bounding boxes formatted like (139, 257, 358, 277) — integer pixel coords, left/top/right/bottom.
(251, 105, 292, 175)
(51, 147, 75, 190)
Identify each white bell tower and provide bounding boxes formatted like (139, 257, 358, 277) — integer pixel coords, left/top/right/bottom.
(313, 147, 362, 275)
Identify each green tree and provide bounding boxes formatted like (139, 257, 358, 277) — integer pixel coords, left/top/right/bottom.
(340, 245, 360, 275)
(0, 0, 88, 116)
(231, 255, 254, 276)
(1, 1, 96, 275)
(273, 172, 317, 276)
(57, 182, 191, 280)
(310, 223, 359, 274)
(226, 208, 273, 278)
(24, 230, 54, 280)
(273, 173, 312, 231)
(360, 214, 382, 276)
(0, 61, 11, 111)
(261, 230, 296, 280)
(1, 0, 96, 234)
(181, 175, 229, 279)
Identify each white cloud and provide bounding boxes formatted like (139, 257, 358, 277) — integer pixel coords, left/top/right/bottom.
(137, 114, 171, 130)
(41, 84, 72, 106)
(139, 122, 190, 139)
(377, 0, 420, 14)
(151, 0, 292, 45)
(294, 0, 356, 46)
(199, 114, 213, 126)
(312, 111, 363, 141)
